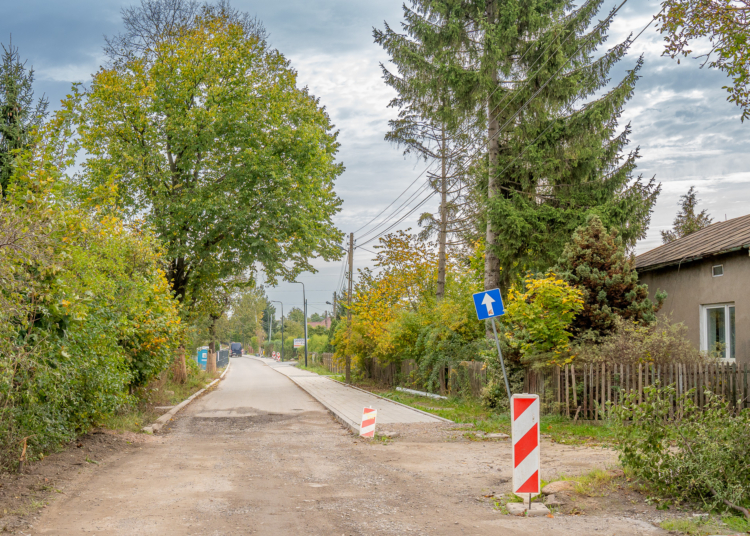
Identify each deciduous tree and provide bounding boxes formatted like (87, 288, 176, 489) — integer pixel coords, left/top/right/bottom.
(73, 7, 344, 312)
(658, 0, 750, 121)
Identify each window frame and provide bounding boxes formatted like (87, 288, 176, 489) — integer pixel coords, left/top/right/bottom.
(700, 303, 735, 361)
(712, 264, 724, 277)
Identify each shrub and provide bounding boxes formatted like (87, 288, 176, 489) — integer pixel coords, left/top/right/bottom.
(502, 273, 583, 366)
(573, 316, 706, 365)
(556, 215, 665, 339)
(612, 384, 750, 519)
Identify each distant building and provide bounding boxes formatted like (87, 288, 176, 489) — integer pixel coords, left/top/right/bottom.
(308, 316, 332, 330)
(636, 214, 750, 364)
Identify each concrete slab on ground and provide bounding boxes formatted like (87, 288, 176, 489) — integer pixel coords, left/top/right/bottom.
(252, 358, 449, 431)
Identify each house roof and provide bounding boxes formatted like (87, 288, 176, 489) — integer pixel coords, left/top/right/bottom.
(636, 213, 750, 272)
(308, 317, 332, 329)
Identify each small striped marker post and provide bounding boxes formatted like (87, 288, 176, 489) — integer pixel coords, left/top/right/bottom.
(360, 407, 377, 438)
(511, 394, 540, 497)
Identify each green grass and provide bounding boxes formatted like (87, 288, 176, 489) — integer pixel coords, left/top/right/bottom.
(296, 362, 344, 382)
(660, 515, 750, 536)
(366, 389, 618, 445)
(99, 367, 222, 433)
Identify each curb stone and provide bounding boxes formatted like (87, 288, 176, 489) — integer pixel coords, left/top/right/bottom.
(141, 361, 231, 434)
(250, 357, 361, 433)
(251, 357, 451, 434)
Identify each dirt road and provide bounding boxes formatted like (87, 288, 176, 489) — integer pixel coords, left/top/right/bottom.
(29, 358, 666, 535)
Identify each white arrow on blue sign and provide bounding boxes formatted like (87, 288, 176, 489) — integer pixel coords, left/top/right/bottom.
(472, 288, 505, 320)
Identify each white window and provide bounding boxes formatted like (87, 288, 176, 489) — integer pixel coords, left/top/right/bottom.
(700, 303, 736, 360)
(712, 265, 724, 277)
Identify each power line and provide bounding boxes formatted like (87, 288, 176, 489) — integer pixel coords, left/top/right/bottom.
(356, 1, 653, 248)
(353, 7, 604, 241)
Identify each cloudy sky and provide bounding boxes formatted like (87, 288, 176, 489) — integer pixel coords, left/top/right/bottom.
(3, 0, 748, 318)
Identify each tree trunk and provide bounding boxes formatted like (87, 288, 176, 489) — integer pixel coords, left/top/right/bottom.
(437, 125, 448, 301)
(484, 0, 503, 336)
(207, 318, 218, 374)
(172, 345, 187, 384)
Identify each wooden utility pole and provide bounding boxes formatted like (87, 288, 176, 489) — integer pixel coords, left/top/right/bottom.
(346, 232, 353, 384)
(437, 125, 448, 300)
(332, 291, 337, 319)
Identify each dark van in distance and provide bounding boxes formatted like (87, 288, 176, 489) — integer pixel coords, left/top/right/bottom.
(230, 342, 242, 357)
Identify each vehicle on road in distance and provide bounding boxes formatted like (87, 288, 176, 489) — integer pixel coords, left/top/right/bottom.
(230, 342, 243, 357)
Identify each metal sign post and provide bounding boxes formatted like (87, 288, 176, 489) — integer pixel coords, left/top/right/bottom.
(472, 288, 511, 402)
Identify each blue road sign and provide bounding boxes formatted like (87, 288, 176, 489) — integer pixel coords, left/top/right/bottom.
(473, 288, 505, 320)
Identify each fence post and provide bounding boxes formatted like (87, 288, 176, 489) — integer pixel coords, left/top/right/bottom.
(638, 363, 642, 405)
(583, 364, 588, 419)
(571, 365, 577, 414)
(565, 365, 570, 417)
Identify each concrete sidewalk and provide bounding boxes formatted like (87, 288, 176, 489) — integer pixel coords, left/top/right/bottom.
(250, 356, 450, 431)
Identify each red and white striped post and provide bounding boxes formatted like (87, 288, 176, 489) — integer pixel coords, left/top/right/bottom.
(360, 407, 377, 438)
(511, 394, 540, 499)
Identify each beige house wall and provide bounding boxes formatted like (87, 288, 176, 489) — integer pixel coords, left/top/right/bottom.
(638, 249, 750, 365)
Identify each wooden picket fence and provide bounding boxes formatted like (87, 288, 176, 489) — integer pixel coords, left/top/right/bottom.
(525, 362, 750, 420)
(320, 354, 748, 419)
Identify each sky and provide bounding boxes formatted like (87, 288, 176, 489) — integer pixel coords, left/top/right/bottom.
(3, 0, 749, 319)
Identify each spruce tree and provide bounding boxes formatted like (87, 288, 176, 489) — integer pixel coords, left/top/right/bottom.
(399, 0, 660, 293)
(660, 186, 713, 243)
(0, 40, 48, 197)
(375, 14, 478, 300)
(556, 215, 665, 338)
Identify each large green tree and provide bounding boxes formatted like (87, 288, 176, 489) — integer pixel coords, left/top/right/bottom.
(0, 40, 48, 197)
(375, 15, 479, 300)
(72, 7, 343, 309)
(397, 0, 660, 293)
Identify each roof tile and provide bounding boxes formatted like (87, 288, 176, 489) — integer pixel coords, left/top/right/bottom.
(636, 213, 750, 271)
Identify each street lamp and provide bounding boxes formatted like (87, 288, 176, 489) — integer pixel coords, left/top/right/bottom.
(292, 281, 308, 367)
(271, 300, 284, 362)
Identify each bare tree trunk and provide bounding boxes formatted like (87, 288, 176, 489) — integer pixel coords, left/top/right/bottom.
(437, 126, 448, 301)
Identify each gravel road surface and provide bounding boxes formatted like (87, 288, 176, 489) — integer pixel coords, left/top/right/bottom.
(29, 358, 667, 535)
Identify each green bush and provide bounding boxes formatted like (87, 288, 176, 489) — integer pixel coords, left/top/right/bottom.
(0, 204, 181, 470)
(612, 384, 750, 519)
(573, 316, 706, 365)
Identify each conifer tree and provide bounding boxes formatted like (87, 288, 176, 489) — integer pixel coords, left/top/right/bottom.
(398, 0, 660, 293)
(375, 14, 479, 300)
(660, 186, 713, 243)
(556, 215, 665, 338)
(0, 40, 48, 197)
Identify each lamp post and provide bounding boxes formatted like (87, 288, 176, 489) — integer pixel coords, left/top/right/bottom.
(271, 300, 284, 361)
(292, 282, 308, 367)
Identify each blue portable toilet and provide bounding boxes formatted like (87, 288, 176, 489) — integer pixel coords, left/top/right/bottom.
(196, 346, 209, 370)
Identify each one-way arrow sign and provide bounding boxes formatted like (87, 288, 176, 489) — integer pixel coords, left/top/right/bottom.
(473, 288, 504, 320)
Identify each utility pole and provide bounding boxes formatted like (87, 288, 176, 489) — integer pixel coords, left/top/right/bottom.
(346, 232, 353, 384)
(271, 300, 283, 361)
(267, 306, 272, 355)
(304, 297, 308, 367)
(333, 291, 337, 319)
(293, 281, 308, 367)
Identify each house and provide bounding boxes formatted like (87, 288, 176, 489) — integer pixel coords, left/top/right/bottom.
(635, 214, 750, 364)
(308, 316, 332, 330)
